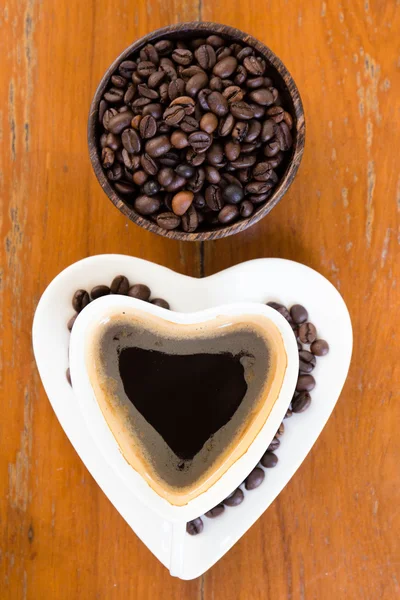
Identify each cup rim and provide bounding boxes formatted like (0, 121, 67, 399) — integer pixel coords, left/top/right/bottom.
(88, 21, 306, 241)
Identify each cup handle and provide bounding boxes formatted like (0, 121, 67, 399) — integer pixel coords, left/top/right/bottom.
(169, 520, 187, 577)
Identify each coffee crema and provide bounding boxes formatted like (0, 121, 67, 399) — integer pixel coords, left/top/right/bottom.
(86, 309, 287, 506)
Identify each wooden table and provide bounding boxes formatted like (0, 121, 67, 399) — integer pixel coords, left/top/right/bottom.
(1, 1, 399, 598)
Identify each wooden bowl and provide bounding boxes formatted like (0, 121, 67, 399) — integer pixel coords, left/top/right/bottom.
(88, 22, 305, 242)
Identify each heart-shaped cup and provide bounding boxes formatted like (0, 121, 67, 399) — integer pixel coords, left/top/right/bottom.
(70, 297, 299, 522)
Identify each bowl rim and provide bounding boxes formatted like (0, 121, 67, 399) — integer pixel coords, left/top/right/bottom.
(88, 21, 306, 241)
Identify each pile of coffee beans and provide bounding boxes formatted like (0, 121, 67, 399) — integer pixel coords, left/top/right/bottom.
(97, 35, 295, 232)
(186, 301, 329, 535)
(65, 274, 171, 384)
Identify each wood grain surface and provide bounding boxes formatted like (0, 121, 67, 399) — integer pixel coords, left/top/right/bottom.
(1, 1, 399, 599)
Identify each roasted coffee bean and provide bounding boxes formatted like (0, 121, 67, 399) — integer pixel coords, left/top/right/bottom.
(207, 34, 225, 48)
(170, 95, 196, 115)
(110, 275, 129, 295)
(148, 70, 165, 88)
(298, 322, 317, 344)
(171, 190, 194, 215)
(249, 87, 274, 106)
(244, 55, 266, 75)
(165, 175, 186, 192)
(223, 488, 244, 507)
(106, 133, 121, 151)
(188, 131, 212, 153)
(159, 151, 180, 167)
(137, 84, 159, 100)
(264, 140, 281, 157)
(245, 467, 265, 490)
(276, 422, 285, 437)
(156, 212, 181, 230)
(205, 91, 228, 117)
(205, 504, 225, 518)
(172, 48, 193, 65)
(268, 437, 280, 452)
(218, 204, 239, 224)
(101, 147, 114, 168)
(145, 135, 171, 158)
(180, 115, 199, 133)
(205, 185, 223, 210)
(285, 408, 293, 418)
(121, 128, 141, 154)
(139, 115, 157, 139)
(240, 199, 254, 217)
(91, 285, 110, 300)
(275, 121, 293, 151)
(157, 167, 174, 187)
(283, 110, 294, 129)
(217, 113, 235, 137)
(209, 76, 223, 91)
(230, 101, 254, 120)
(195, 44, 217, 69)
(223, 184, 244, 204)
(107, 111, 134, 134)
(186, 72, 209, 97)
(292, 391, 312, 413)
(143, 180, 160, 196)
(213, 56, 237, 78)
(224, 141, 241, 161)
(231, 121, 248, 142)
(261, 119, 275, 142)
(118, 60, 137, 79)
(193, 193, 206, 208)
(311, 339, 329, 356)
(99, 100, 108, 125)
(181, 204, 199, 232)
(230, 154, 257, 169)
(154, 39, 173, 55)
(133, 170, 148, 185)
(67, 313, 78, 331)
(175, 163, 195, 178)
(186, 518, 203, 535)
(205, 165, 220, 184)
(170, 130, 188, 149)
(200, 112, 218, 133)
(253, 162, 272, 181)
(100, 133, 108, 149)
(127, 284, 151, 301)
(296, 374, 316, 392)
(290, 304, 308, 324)
(245, 120, 262, 142)
(246, 180, 274, 194)
(223, 85, 244, 103)
(104, 87, 124, 103)
(140, 153, 159, 175)
(187, 147, 206, 166)
(163, 105, 185, 125)
(134, 194, 161, 215)
(207, 143, 224, 166)
(72, 289, 90, 312)
(249, 103, 265, 119)
(261, 452, 278, 468)
(115, 181, 135, 195)
(299, 350, 316, 373)
(266, 105, 285, 122)
(151, 298, 170, 309)
(267, 301, 292, 322)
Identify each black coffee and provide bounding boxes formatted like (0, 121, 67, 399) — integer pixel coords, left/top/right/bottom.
(119, 346, 248, 460)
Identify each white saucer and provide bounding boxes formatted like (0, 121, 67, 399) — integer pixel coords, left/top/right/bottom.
(32, 255, 352, 580)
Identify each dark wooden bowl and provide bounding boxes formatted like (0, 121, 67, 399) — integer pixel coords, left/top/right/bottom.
(88, 22, 305, 242)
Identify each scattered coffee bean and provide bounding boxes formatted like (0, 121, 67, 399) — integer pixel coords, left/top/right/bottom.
(245, 467, 265, 490)
(128, 284, 151, 301)
(223, 488, 244, 507)
(298, 322, 317, 344)
(276, 422, 285, 436)
(205, 504, 225, 518)
(292, 391, 312, 413)
(186, 518, 204, 535)
(90, 285, 110, 300)
(290, 304, 308, 324)
(311, 339, 329, 356)
(296, 374, 316, 392)
(299, 350, 316, 373)
(268, 437, 280, 452)
(261, 452, 278, 468)
(72, 289, 90, 312)
(110, 275, 130, 295)
(67, 313, 78, 331)
(151, 298, 170, 309)
(97, 35, 295, 232)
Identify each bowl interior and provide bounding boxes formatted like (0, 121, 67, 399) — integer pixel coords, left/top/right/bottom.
(88, 22, 305, 241)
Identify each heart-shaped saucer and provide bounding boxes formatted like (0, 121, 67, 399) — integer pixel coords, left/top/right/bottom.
(32, 255, 352, 579)
(69, 297, 298, 522)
